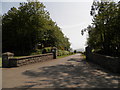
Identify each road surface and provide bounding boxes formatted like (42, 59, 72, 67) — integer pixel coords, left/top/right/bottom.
(2, 54, 120, 88)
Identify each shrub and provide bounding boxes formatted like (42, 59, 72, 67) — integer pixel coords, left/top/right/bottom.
(42, 47, 52, 54)
(57, 50, 72, 56)
(31, 49, 42, 55)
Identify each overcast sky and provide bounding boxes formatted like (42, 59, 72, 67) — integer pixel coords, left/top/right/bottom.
(1, 0, 93, 51)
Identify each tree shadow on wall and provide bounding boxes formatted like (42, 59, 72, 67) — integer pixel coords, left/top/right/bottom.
(16, 57, 120, 88)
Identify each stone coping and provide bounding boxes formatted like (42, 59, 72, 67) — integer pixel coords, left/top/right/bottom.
(10, 53, 53, 60)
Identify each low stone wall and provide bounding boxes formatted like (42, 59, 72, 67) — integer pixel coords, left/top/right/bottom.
(86, 47, 120, 73)
(2, 53, 53, 67)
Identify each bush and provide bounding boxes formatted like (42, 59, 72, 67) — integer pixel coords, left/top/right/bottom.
(69, 52, 74, 55)
(57, 50, 72, 56)
(42, 47, 52, 54)
(31, 49, 42, 55)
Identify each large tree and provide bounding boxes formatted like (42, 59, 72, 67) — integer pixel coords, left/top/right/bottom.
(82, 1, 120, 57)
(2, 1, 71, 55)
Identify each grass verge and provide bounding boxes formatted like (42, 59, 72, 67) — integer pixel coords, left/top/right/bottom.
(57, 54, 75, 59)
(81, 53, 86, 59)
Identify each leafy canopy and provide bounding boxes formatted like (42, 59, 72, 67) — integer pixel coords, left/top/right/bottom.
(2, 1, 71, 55)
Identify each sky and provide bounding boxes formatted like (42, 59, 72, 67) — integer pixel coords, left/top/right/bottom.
(1, 0, 93, 51)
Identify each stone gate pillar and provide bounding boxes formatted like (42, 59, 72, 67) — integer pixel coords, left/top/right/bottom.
(2, 52, 14, 67)
(52, 47, 57, 59)
(85, 46, 92, 61)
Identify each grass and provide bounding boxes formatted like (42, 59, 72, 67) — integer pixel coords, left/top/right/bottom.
(57, 54, 75, 59)
(81, 53, 86, 59)
(13, 56, 28, 58)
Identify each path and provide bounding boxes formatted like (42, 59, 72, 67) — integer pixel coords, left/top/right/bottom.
(2, 54, 120, 88)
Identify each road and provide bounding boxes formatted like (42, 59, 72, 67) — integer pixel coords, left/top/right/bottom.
(2, 54, 120, 88)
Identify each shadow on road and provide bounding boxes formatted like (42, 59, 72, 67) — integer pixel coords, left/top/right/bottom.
(16, 56, 120, 88)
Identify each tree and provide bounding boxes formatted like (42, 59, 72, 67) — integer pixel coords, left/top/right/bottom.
(2, 1, 71, 55)
(82, 1, 120, 57)
(3, 2, 49, 55)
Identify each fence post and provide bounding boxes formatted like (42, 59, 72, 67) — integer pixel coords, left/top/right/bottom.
(2, 52, 14, 67)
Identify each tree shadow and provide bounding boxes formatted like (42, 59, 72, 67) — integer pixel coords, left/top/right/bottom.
(15, 57, 120, 88)
(67, 58, 82, 62)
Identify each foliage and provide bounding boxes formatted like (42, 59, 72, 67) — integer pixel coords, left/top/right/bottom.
(30, 49, 42, 55)
(74, 50, 77, 53)
(57, 54, 73, 58)
(42, 47, 52, 54)
(82, 1, 120, 57)
(57, 50, 73, 56)
(2, 1, 71, 56)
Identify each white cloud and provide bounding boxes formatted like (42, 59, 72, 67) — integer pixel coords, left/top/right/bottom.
(60, 22, 86, 29)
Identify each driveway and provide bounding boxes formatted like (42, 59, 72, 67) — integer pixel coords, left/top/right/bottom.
(2, 54, 120, 88)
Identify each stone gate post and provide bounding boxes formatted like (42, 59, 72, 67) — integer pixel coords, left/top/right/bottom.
(2, 52, 14, 67)
(52, 47, 57, 59)
(85, 46, 92, 61)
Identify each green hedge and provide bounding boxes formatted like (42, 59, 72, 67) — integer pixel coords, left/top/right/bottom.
(57, 50, 74, 56)
(30, 49, 42, 55)
(30, 47, 74, 56)
(31, 47, 52, 55)
(44, 47, 52, 52)
(42, 47, 52, 54)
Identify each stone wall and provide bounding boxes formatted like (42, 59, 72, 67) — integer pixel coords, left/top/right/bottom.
(86, 47, 120, 73)
(2, 53, 53, 67)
